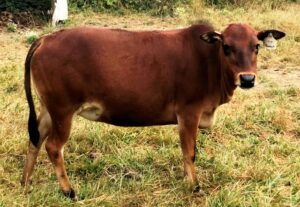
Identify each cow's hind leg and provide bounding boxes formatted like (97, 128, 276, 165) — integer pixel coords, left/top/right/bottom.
(21, 105, 52, 186)
(45, 113, 75, 199)
(177, 111, 200, 191)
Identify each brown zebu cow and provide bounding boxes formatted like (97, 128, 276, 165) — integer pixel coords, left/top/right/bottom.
(22, 23, 285, 198)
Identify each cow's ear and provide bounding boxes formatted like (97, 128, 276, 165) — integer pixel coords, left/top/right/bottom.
(257, 30, 286, 41)
(200, 31, 223, 44)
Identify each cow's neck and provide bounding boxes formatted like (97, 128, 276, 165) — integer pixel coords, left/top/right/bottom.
(216, 51, 236, 105)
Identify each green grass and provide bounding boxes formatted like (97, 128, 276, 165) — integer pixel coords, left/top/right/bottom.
(0, 3, 300, 206)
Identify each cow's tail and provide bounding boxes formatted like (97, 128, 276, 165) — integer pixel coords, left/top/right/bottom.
(24, 39, 42, 147)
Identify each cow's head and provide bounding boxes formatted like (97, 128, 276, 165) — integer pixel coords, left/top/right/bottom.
(200, 24, 285, 89)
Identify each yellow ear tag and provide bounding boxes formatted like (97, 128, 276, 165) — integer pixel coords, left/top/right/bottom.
(263, 33, 277, 50)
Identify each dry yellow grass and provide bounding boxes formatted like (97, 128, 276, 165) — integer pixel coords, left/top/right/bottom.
(0, 2, 300, 206)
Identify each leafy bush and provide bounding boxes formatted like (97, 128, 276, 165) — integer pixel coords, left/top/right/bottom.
(69, 0, 190, 16)
(0, 0, 51, 12)
(204, 0, 299, 9)
(26, 32, 39, 44)
(6, 22, 17, 32)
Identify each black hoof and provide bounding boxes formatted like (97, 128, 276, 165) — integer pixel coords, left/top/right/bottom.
(20, 179, 32, 186)
(192, 184, 205, 195)
(63, 188, 76, 200)
(193, 184, 201, 193)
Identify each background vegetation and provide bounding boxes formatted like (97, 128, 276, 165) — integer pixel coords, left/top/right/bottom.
(3, 0, 299, 16)
(68, 0, 300, 16)
(204, 0, 299, 8)
(69, 0, 191, 16)
(0, 0, 300, 206)
(0, 0, 190, 16)
(0, 0, 51, 12)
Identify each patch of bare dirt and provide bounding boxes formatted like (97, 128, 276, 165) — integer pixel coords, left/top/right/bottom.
(0, 32, 28, 67)
(69, 13, 182, 31)
(259, 67, 300, 88)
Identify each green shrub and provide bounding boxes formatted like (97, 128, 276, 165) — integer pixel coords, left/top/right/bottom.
(26, 32, 39, 44)
(6, 22, 17, 32)
(204, 0, 298, 9)
(0, 0, 51, 12)
(69, 0, 190, 16)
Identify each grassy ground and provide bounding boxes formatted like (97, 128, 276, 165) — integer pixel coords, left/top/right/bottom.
(0, 3, 300, 206)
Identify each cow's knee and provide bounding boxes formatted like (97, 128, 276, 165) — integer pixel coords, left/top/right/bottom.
(45, 140, 60, 161)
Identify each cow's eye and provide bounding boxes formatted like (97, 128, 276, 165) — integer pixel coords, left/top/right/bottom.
(223, 44, 231, 56)
(255, 44, 260, 54)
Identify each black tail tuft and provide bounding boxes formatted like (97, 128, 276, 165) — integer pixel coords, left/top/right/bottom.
(24, 40, 41, 147)
(28, 110, 40, 147)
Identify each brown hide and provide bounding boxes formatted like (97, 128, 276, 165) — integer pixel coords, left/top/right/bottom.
(31, 24, 221, 126)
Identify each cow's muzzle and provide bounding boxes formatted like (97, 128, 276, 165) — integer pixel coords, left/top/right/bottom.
(239, 74, 255, 89)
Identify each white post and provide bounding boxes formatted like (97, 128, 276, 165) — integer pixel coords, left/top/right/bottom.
(52, 0, 68, 26)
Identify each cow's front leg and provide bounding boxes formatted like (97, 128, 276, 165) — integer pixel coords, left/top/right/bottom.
(177, 112, 200, 187)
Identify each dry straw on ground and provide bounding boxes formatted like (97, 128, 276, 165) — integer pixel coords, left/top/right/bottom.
(0, 2, 300, 206)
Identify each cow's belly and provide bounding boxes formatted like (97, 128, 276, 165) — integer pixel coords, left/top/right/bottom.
(76, 101, 177, 126)
(198, 109, 216, 129)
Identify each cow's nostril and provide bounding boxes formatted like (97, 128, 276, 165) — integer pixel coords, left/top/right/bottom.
(240, 74, 255, 88)
(240, 74, 255, 82)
